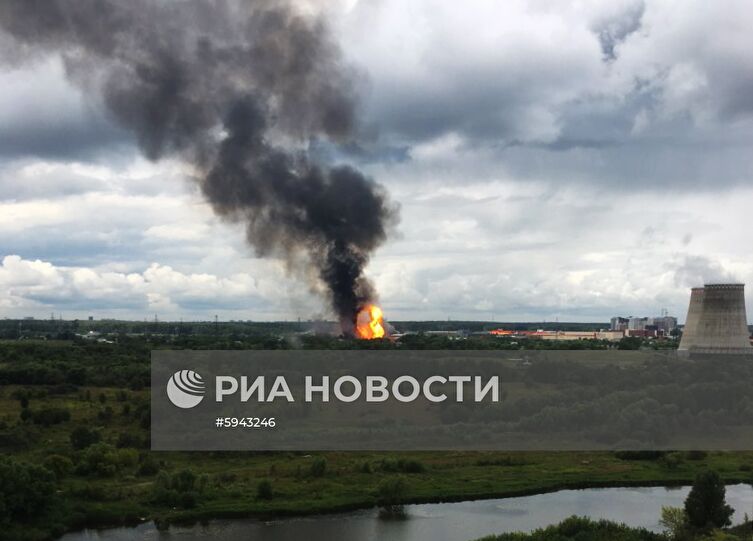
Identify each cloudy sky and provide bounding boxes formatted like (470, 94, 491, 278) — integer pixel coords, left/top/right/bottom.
(1, 0, 753, 323)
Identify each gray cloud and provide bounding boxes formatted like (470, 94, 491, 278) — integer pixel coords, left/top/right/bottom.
(592, 1, 645, 61)
(0, 60, 134, 161)
(340, 0, 753, 189)
(671, 255, 738, 289)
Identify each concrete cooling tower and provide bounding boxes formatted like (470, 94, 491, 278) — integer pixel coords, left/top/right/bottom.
(679, 283, 753, 354)
(679, 287, 705, 350)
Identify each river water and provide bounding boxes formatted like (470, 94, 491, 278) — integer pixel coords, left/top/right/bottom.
(59, 484, 753, 541)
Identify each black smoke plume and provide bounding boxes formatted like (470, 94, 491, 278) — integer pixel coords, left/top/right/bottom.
(0, 0, 396, 334)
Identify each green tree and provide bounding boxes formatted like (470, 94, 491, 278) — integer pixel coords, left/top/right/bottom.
(309, 457, 327, 477)
(70, 426, 100, 450)
(376, 476, 407, 519)
(659, 506, 689, 540)
(257, 479, 273, 500)
(77, 443, 136, 477)
(618, 337, 643, 350)
(42, 454, 73, 479)
(151, 469, 200, 509)
(0, 457, 56, 525)
(684, 471, 734, 530)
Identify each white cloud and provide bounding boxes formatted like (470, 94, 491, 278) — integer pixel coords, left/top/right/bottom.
(0, 255, 320, 320)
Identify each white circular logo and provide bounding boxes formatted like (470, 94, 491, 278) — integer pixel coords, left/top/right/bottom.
(166, 370, 205, 408)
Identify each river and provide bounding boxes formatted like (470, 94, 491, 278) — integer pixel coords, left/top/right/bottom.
(59, 484, 753, 541)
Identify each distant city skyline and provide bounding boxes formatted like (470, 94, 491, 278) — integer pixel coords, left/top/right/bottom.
(2, 1, 753, 322)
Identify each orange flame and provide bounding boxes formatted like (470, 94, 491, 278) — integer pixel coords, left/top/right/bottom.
(355, 304, 385, 339)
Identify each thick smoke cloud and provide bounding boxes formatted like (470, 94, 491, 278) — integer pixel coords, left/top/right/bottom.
(0, 0, 396, 333)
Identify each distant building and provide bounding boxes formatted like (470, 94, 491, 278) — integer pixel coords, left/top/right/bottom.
(424, 330, 468, 339)
(649, 316, 678, 333)
(610, 314, 677, 337)
(610, 317, 629, 331)
(596, 330, 625, 341)
(627, 329, 654, 338)
(490, 329, 624, 342)
(628, 317, 648, 330)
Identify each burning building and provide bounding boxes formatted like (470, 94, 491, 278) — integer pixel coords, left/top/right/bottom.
(678, 284, 753, 354)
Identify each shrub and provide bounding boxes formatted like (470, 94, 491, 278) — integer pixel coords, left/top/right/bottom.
(43, 454, 73, 479)
(76, 443, 137, 477)
(171, 469, 196, 492)
(29, 407, 71, 426)
(70, 426, 100, 450)
(475, 455, 528, 467)
(377, 458, 425, 473)
(0, 424, 39, 450)
(139, 410, 151, 430)
(178, 491, 197, 508)
(376, 476, 407, 519)
(686, 450, 708, 461)
(214, 471, 237, 485)
(614, 451, 666, 461)
(400, 460, 425, 473)
(116, 431, 143, 449)
(257, 479, 273, 500)
(309, 457, 327, 477)
(151, 469, 201, 509)
(485, 516, 664, 541)
(97, 406, 114, 422)
(659, 453, 683, 470)
(137, 454, 160, 476)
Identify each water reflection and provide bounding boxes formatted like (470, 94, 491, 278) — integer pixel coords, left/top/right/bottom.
(59, 484, 753, 541)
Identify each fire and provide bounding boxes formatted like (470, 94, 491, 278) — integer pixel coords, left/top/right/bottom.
(355, 304, 386, 339)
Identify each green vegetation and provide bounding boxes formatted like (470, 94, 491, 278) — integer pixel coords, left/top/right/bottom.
(476, 516, 664, 541)
(684, 471, 734, 530)
(0, 336, 747, 541)
(376, 476, 408, 518)
(479, 470, 747, 541)
(0, 457, 57, 530)
(256, 479, 273, 500)
(656, 470, 738, 540)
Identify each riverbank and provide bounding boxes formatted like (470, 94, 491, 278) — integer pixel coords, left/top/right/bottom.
(24, 449, 753, 541)
(57, 485, 753, 541)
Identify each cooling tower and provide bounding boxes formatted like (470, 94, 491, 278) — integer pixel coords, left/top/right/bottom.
(679, 283, 753, 354)
(678, 287, 705, 351)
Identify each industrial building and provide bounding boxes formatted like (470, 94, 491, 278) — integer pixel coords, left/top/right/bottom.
(678, 283, 753, 354)
(610, 314, 677, 337)
(488, 329, 625, 341)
